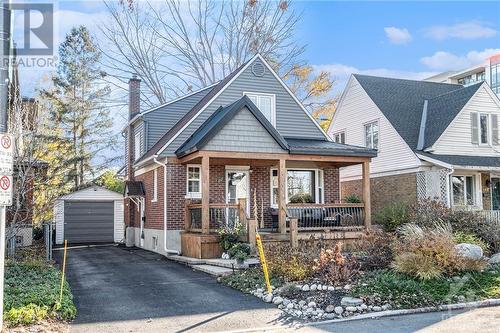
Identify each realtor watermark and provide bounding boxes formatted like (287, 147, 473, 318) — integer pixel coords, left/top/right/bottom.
(3, 2, 57, 69)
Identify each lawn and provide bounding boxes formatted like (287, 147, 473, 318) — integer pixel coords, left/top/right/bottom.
(4, 261, 76, 327)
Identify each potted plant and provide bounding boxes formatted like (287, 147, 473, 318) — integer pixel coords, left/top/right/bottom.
(228, 243, 251, 264)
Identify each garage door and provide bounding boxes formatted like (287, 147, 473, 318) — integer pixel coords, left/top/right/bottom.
(64, 201, 114, 244)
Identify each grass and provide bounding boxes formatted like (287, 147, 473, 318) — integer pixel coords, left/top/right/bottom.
(351, 265, 500, 309)
(4, 261, 76, 327)
(220, 268, 283, 293)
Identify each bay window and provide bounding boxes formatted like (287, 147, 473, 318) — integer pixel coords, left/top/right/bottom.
(452, 175, 475, 206)
(271, 168, 324, 206)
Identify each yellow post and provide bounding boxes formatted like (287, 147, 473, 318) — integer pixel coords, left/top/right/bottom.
(58, 239, 68, 306)
(255, 232, 272, 294)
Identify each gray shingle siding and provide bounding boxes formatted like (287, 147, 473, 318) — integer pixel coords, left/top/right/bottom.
(142, 87, 212, 150)
(203, 107, 287, 153)
(162, 58, 325, 156)
(134, 120, 145, 157)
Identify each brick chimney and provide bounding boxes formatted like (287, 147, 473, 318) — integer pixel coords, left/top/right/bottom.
(127, 74, 140, 181)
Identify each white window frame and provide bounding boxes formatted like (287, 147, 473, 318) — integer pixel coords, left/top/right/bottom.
(333, 130, 346, 144)
(364, 120, 379, 149)
(152, 168, 158, 202)
(134, 132, 141, 161)
(186, 164, 202, 199)
(451, 174, 477, 207)
(243, 92, 276, 126)
(478, 113, 490, 145)
(270, 168, 324, 207)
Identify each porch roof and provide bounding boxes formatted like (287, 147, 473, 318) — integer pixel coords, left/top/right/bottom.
(417, 152, 500, 169)
(286, 138, 377, 157)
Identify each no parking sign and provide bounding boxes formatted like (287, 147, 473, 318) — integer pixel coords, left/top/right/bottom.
(0, 133, 13, 206)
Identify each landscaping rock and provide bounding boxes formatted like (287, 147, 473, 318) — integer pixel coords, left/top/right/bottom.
(341, 297, 363, 307)
(286, 303, 294, 310)
(382, 304, 390, 311)
(455, 243, 483, 259)
(283, 299, 290, 306)
(325, 305, 335, 313)
(263, 293, 273, 303)
(334, 306, 344, 315)
(345, 306, 357, 312)
(273, 296, 283, 305)
(372, 306, 382, 312)
(344, 284, 352, 291)
(299, 300, 306, 307)
(308, 301, 317, 308)
(327, 286, 335, 291)
(310, 284, 318, 291)
(360, 303, 368, 310)
(302, 285, 310, 292)
(489, 253, 500, 264)
(325, 313, 335, 319)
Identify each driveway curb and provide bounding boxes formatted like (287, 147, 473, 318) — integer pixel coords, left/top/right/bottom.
(304, 299, 500, 327)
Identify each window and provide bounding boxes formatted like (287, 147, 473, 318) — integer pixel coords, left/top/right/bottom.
(333, 131, 346, 144)
(452, 175, 475, 206)
(480, 114, 489, 144)
(364, 121, 379, 149)
(186, 165, 201, 198)
(491, 63, 500, 96)
(244, 92, 276, 126)
(270, 168, 324, 206)
(152, 168, 158, 202)
(134, 132, 141, 161)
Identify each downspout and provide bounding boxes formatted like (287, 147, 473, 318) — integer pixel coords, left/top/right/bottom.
(153, 156, 180, 255)
(445, 166, 455, 208)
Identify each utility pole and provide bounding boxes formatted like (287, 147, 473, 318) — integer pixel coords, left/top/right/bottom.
(0, 0, 11, 329)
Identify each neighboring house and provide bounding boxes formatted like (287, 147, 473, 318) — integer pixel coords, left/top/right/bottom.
(425, 52, 500, 97)
(123, 54, 377, 258)
(329, 74, 500, 215)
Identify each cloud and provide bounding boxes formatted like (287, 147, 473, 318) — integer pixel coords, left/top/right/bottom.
(424, 21, 497, 40)
(420, 48, 500, 70)
(384, 27, 412, 45)
(313, 64, 437, 93)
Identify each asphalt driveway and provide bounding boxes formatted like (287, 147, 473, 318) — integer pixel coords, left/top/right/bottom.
(54, 245, 284, 333)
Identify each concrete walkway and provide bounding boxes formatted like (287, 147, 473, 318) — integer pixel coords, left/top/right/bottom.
(55, 246, 285, 333)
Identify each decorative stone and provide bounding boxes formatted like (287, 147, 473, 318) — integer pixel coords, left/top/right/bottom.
(325, 305, 335, 313)
(334, 306, 344, 315)
(345, 306, 357, 312)
(283, 299, 290, 306)
(302, 285, 310, 291)
(327, 286, 335, 291)
(273, 296, 283, 305)
(382, 304, 390, 311)
(341, 297, 363, 307)
(286, 303, 294, 310)
(310, 284, 318, 291)
(372, 306, 382, 312)
(489, 253, 500, 264)
(344, 284, 352, 290)
(308, 301, 317, 308)
(455, 243, 483, 259)
(299, 300, 306, 307)
(263, 293, 273, 303)
(360, 303, 368, 310)
(326, 313, 335, 319)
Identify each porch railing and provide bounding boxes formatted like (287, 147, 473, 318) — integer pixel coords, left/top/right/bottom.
(185, 201, 245, 232)
(286, 203, 365, 231)
(475, 210, 500, 225)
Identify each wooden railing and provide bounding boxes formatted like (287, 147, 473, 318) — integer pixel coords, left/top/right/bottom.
(185, 202, 240, 232)
(286, 203, 365, 231)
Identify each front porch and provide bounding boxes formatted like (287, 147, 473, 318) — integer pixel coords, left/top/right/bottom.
(179, 150, 373, 258)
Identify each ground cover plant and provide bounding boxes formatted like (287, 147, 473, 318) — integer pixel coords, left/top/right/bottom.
(220, 268, 283, 293)
(4, 262, 76, 327)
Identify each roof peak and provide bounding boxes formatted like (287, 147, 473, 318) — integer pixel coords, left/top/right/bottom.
(353, 73, 463, 88)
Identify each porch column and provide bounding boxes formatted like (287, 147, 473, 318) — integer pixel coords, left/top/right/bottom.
(362, 160, 372, 229)
(278, 159, 287, 234)
(201, 156, 210, 234)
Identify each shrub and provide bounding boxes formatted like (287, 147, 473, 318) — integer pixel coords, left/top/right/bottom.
(452, 232, 490, 254)
(218, 224, 243, 251)
(374, 202, 409, 232)
(228, 243, 251, 262)
(313, 243, 359, 285)
(220, 268, 282, 293)
(5, 304, 49, 327)
(289, 193, 314, 203)
(408, 199, 449, 228)
(344, 194, 361, 203)
(392, 223, 486, 280)
(354, 230, 394, 271)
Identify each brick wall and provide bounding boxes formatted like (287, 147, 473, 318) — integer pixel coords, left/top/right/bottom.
(250, 166, 272, 227)
(166, 163, 186, 230)
(341, 172, 417, 214)
(324, 167, 340, 204)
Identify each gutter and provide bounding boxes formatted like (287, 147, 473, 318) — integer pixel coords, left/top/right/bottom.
(153, 156, 180, 255)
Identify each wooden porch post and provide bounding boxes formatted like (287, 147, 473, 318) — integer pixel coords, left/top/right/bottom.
(201, 156, 210, 234)
(278, 159, 287, 234)
(362, 160, 372, 229)
(184, 199, 192, 231)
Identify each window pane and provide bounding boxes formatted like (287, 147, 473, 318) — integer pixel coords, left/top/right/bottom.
(272, 188, 278, 206)
(259, 96, 272, 122)
(188, 167, 200, 180)
(287, 170, 315, 203)
(466, 176, 474, 205)
(452, 176, 465, 205)
(480, 114, 488, 144)
(340, 132, 345, 144)
(364, 125, 371, 148)
(188, 180, 199, 193)
(248, 95, 258, 105)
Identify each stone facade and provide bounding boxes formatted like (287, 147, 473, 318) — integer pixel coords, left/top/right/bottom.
(341, 172, 417, 214)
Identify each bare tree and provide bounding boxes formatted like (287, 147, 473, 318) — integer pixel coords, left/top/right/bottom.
(99, 0, 333, 112)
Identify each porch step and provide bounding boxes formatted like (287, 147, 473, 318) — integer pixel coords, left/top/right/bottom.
(168, 255, 206, 265)
(204, 258, 260, 269)
(191, 264, 234, 277)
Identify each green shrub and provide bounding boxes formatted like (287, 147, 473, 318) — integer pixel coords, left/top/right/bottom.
(344, 194, 361, 203)
(453, 232, 490, 253)
(374, 202, 409, 232)
(4, 263, 76, 326)
(228, 243, 251, 262)
(220, 268, 282, 293)
(218, 224, 243, 251)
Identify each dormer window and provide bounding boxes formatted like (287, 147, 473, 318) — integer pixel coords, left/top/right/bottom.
(244, 92, 276, 126)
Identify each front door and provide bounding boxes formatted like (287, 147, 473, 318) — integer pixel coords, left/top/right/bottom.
(492, 178, 500, 210)
(226, 169, 250, 227)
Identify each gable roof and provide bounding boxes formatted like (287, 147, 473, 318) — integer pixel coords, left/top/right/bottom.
(175, 96, 289, 157)
(417, 151, 500, 169)
(353, 74, 463, 150)
(423, 82, 483, 148)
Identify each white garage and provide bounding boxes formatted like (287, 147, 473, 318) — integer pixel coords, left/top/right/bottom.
(54, 186, 125, 245)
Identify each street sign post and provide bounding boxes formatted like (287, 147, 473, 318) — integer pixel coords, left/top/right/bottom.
(0, 133, 13, 206)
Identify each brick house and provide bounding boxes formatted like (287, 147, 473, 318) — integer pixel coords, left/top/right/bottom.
(329, 74, 500, 215)
(124, 55, 376, 258)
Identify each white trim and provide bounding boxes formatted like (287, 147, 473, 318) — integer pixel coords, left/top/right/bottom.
(152, 168, 158, 202)
(450, 173, 480, 208)
(224, 165, 250, 170)
(58, 186, 123, 200)
(328, 75, 355, 136)
(270, 167, 324, 207)
(332, 129, 346, 144)
(225, 169, 250, 215)
(186, 164, 202, 199)
(243, 91, 276, 126)
(415, 153, 453, 169)
(363, 120, 379, 149)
